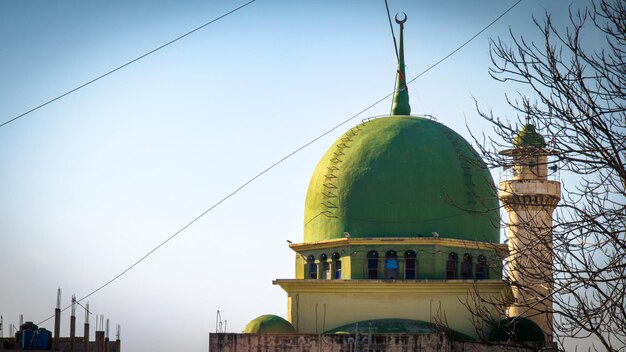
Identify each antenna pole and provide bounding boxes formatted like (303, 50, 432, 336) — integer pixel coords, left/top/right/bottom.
(70, 295, 76, 352)
(54, 288, 61, 351)
(84, 302, 90, 352)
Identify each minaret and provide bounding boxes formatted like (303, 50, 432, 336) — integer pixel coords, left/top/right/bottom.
(391, 14, 410, 116)
(499, 123, 561, 340)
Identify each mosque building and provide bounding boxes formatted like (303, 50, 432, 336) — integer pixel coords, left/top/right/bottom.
(209, 16, 559, 351)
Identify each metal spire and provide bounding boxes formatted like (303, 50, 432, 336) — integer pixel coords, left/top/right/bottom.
(391, 13, 411, 116)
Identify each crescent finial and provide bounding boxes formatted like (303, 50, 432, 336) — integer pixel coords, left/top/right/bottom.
(395, 12, 407, 24)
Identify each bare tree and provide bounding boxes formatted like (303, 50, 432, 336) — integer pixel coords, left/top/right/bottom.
(468, 1, 625, 351)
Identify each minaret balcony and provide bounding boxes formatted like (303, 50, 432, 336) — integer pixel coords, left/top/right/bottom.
(499, 179, 561, 207)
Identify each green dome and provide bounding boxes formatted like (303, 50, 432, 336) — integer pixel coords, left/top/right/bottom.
(513, 123, 546, 148)
(488, 317, 545, 342)
(325, 319, 474, 341)
(243, 315, 295, 334)
(304, 116, 499, 243)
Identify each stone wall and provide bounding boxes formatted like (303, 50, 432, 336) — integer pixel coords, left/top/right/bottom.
(0, 337, 120, 352)
(210, 333, 450, 352)
(209, 333, 557, 352)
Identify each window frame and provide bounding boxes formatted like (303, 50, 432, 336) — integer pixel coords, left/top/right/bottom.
(384, 250, 399, 280)
(307, 255, 318, 279)
(332, 252, 342, 279)
(367, 250, 379, 279)
(320, 253, 330, 279)
(475, 254, 488, 280)
(404, 250, 417, 280)
(446, 252, 458, 280)
(460, 253, 473, 280)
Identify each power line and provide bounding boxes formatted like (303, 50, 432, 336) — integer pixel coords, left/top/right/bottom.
(0, 0, 257, 129)
(37, 99, 371, 326)
(36, 0, 522, 325)
(405, 0, 522, 86)
(384, 0, 399, 60)
(384, 0, 400, 115)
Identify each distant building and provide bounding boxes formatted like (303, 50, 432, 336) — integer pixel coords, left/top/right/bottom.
(212, 15, 560, 352)
(1, 292, 120, 352)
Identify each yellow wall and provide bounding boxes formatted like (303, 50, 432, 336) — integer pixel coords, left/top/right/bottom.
(275, 280, 509, 339)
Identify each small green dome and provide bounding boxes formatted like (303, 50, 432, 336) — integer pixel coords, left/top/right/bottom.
(243, 315, 295, 334)
(513, 124, 546, 148)
(488, 317, 545, 342)
(304, 116, 499, 243)
(326, 319, 474, 341)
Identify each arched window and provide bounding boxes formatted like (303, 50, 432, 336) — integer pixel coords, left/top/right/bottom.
(367, 251, 379, 279)
(404, 250, 417, 280)
(332, 252, 342, 279)
(385, 250, 399, 280)
(446, 252, 458, 279)
(320, 253, 330, 280)
(461, 253, 473, 279)
(307, 255, 317, 279)
(475, 254, 488, 280)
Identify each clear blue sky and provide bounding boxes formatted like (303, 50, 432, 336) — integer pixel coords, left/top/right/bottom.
(0, 1, 592, 351)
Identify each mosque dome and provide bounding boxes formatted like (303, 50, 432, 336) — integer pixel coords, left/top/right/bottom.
(242, 315, 295, 334)
(325, 318, 474, 341)
(488, 317, 545, 342)
(304, 115, 499, 243)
